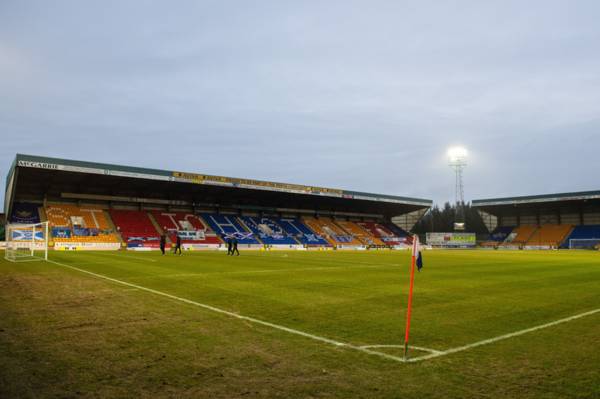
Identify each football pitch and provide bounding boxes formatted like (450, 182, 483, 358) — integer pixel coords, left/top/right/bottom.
(1, 249, 599, 398)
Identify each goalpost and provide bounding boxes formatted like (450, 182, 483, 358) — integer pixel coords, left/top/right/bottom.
(4, 222, 49, 262)
(568, 238, 600, 250)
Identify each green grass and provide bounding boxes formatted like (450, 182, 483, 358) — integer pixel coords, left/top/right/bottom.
(1, 249, 599, 398)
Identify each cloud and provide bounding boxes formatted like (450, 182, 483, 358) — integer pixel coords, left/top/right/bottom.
(1, 0, 600, 208)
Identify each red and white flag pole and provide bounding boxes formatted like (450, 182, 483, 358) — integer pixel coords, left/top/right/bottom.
(403, 234, 419, 360)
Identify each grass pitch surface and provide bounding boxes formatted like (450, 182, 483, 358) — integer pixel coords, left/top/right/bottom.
(1, 249, 599, 398)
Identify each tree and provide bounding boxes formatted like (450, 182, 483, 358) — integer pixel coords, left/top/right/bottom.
(412, 202, 488, 235)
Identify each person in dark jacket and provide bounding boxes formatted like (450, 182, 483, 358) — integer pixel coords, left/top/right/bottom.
(159, 233, 166, 255)
(226, 237, 233, 255)
(232, 237, 239, 256)
(174, 234, 182, 255)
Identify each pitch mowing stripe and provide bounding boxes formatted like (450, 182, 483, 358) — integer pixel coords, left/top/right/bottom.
(407, 308, 600, 363)
(132, 263, 402, 278)
(85, 252, 158, 263)
(46, 259, 408, 364)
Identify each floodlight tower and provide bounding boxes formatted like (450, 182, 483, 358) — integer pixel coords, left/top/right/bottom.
(448, 147, 468, 226)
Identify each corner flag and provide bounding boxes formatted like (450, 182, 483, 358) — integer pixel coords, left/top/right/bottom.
(404, 234, 423, 359)
(414, 235, 424, 272)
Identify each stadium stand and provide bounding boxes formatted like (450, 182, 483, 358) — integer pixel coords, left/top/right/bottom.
(150, 211, 221, 244)
(277, 218, 330, 245)
(525, 224, 573, 247)
(9, 202, 41, 224)
(109, 210, 160, 248)
(302, 217, 362, 246)
(46, 204, 119, 243)
(356, 221, 406, 246)
(334, 220, 385, 246)
(6, 154, 433, 252)
(200, 213, 260, 244)
(561, 225, 600, 248)
(239, 216, 298, 245)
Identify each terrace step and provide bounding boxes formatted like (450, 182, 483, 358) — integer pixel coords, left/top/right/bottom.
(148, 212, 171, 244)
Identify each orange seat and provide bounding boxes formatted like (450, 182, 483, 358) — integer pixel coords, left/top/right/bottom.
(526, 225, 573, 246)
(46, 204, 118, 243)
(302, 217, 362, 246)
(334, 220, 385, 245)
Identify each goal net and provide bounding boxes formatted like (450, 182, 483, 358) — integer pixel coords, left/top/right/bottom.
(4, 222, 49, 262)
(568, 238, 600, 250)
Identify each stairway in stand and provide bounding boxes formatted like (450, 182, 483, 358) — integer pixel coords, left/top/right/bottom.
(148, 212, 171, 244)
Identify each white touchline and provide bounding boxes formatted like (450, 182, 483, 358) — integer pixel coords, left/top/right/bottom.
(407, 308, 600, 363)
(46, 259, 407, 364)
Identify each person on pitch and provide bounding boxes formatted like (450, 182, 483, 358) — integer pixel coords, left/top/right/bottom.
(232, 236, 240, 256)
(159, 232, 166, 255)
(173, 233, 182, 255)
(226, 237, 233, 255)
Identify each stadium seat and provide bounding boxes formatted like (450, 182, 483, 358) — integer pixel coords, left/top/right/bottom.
(239, 216, 299, 245)
(334, 220, 385, 245)
(150, 211, 221, 244)
(561, 225, 600, 248)
(200, 213, 260, 244)
(109, 209, 160, 247)
(276, 218, 329, 245)
(480, 226, 515, 247)
(302, 217, 362, 246)
(501, 225, 538, 245)
(46, 204, 119, 243)
(356, 221, 407, 246)
(525, 224, 573, 247)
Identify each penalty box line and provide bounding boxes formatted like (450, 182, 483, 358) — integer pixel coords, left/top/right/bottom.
(46, 259, 408, 364)
(407, 307, 600, 363)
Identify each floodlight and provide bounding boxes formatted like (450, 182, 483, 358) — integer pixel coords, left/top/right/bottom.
(447, 146, 468, 229)
(448, 147, 468, 164)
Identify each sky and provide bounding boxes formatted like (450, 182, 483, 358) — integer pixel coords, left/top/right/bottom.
(1, 0, 600, 208)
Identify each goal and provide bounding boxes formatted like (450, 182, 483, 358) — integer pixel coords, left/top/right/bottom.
(4, 222, 49, 262)
(568, 238, 600, 250)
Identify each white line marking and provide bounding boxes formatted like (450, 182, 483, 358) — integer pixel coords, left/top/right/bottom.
(407, 308, 600, 362)
(46, 259, 407, 364)
(360, 345, 443, 355)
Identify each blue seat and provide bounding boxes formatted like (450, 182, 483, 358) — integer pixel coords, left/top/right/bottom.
(277, 218, 329, 245)
(561, 225, 600, 248)
(239, 217, 298, 245)
(200, 213, 259, 244)
(489, 226, 514, 242)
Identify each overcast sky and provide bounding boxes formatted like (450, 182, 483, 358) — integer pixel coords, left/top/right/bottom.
(1, 0, 599, 208)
